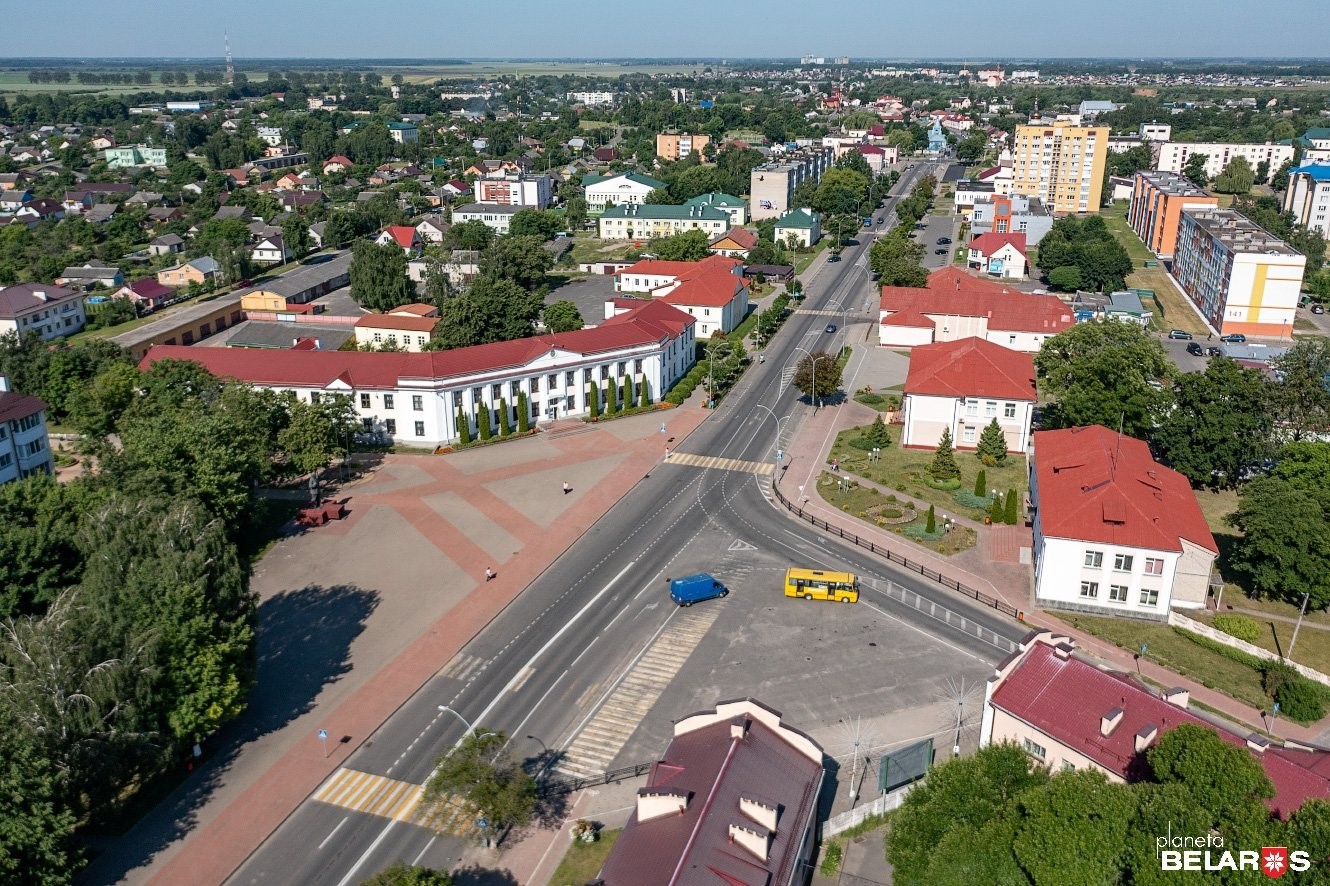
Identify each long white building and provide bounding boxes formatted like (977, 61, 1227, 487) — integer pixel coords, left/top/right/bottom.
(140, 300, 696, 446)
(1155, 141, 1293, 181)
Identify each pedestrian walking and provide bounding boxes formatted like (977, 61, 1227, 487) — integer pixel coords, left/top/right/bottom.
(562, 481, 571, 495)
(664, 446, 671, 460)
(485, 567, 495, 582)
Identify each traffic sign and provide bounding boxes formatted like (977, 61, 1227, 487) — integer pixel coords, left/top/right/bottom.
(318, 729, 329, 740)
(476, 816, 489, 829)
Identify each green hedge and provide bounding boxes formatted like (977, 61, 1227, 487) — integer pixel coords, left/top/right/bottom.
(1213, 614, 1262, 644)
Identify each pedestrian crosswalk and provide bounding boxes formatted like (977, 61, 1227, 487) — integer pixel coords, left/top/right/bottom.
(664, 451, 774, 476)
(555, 607, 721, 780)
(795, 308, 851, 316)
(312, 767, 479, 837)
(437, 653, 486, 684)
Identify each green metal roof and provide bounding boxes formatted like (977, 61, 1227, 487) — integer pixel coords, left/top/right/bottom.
(582, 171, 667, 190)
(600, 203, 730, 221)
(773, 208, 819, 229)
(684, 192, 746, 208)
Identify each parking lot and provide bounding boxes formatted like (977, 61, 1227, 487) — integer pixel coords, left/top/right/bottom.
(545, 273, 618, 324)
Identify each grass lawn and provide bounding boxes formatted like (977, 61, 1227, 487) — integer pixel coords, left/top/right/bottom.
(549, 829, 620, 886)
(818, 470, 977, 556)
(828, 422, 1028, 523)
(567, 233, 636, 266)
(1062, 613, 1271, 711)
(852, 388, 901, 411)
(1191, 610, 1330, 678)
(793, 239, 831, 275)
(1100, 203, 1206, 335)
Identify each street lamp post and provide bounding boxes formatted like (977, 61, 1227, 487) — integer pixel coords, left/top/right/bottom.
(792, 346, 819, 409)
(752, 403, 784, 476)
(1289, 591, 1312, 659)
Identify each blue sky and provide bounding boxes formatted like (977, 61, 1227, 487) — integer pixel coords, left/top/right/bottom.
(13, 0, 1330, 59)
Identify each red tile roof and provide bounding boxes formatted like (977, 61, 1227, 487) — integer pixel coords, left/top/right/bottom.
(991, 639, 1330, 819)
(1032, 426, 1217, 554)
(880, 274, 1073, 336)
(905, 337, 1036, 400)
(0, 390, 48, 424)
(925, 266, 1015, 294)
(124, 278, 173, 301)
(968, 231, 1027, 259)
(662, 268, 747, 309)
(977, 164, 1004, 180)
(858, 144, 887, 155)
(354, 314, 438, 333)
(383, 225, 419, 249)
(709, 227, 758, 250)
(617, 255, 741, 280)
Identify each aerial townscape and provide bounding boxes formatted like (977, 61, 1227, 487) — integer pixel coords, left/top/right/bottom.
(9, 2, 1330, 884)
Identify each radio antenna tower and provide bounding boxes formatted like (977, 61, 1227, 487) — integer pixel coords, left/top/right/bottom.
(224, 31, 234, 85)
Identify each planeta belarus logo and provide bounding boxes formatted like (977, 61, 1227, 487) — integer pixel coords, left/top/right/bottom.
(1261, 847, 1289, 879)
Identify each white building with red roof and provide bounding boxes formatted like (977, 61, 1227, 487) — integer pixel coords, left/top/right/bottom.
(966, 231, 1028, 279)
(114, 277, 175, 311)
(1030, 426, 1218, 618)
(374, 225, 423, 254)
(0, 376, 53, 485)
(613, 256, 749, 338)
(982, 631, 1330, 819)
(878, 267, 1073, 351)
(901, 337, 1036, 453)
(140, 298, 695, 446)
(353, 313, 439, 352)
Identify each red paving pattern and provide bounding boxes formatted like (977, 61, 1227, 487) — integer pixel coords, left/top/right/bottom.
(983, 524, 1030, 564)
(144, 408, 707, 886)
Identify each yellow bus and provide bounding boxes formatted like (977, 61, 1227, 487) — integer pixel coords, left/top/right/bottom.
(784, 568, 860, 604)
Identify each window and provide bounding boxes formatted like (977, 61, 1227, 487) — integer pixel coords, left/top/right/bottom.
(1080, 581, 1099, 599)
(414, 421, 425, 437)
(1114, 554, 1133, 572)
(600, 365, 609, 380)
(383, 394, 395, 410)
(551, 373, 561, 389)
(310, 392, 321, 404)
(565, 395, 575, 410)
(0, 453, 10, 469)
(372, 332, 382, 343)
(491, 383, 502, 399)
(582, 368, 592, 384)
(529, 376, 539, 393)
(1144, 557, 1164, 575)
(25, 438, 44, 456)
(384, 419, 397, 435)
(510, 380, 520, 397)
(617, 361, 626, 375)
(962, 426, 976, 443)
(360, 393, 371, 409)
(1061, 760, 1075, 772)
(634, 359, 643, 374)
(965, 398, 978, 417)
(1022, 737, 1046, 761)
(1084, 550, 1103, 568)
(361, 417, 372, 431)
(1139, 588, 1160, 607)
(452, 391, 463, 408)
(984, 401, 996, 417)
(1004, 402, 1017, 419)
(1108, 585, 1128, 603)
(1008, 334, 1017, 346)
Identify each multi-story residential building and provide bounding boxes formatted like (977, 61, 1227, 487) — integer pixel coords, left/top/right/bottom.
(969, 194, 1054, 245)
(386, 121, 418, 144)
(471, 174, 552, 209)
(256, 126, 284, 146)
(566, 91, 616, 106)
(1283, 164, 1330, 237)
(0, 377, 53, 485)
(1127, 170, 1219, 257)
(450, 203, 524, 235)
(900, 337, 1036, 454)
(879, 268, 1073, 351)
(1011, 120, 1109, 214)
(583, 171, 667, 214)
(140, 298, 696, 445)
(104, 145, 168, 168)
(1293, 128, 1330, 164)
(1173, 207, 1305, 339)
(655, 132, 711, 161)
(1154, 141, 1293, 181)
(1030, 425, 1217, 619)
(772, 208, 821, 247)
(0, 283, 86, 341)
(597, 203, 730, 241)
(1138, 121, 1172, 142)
(749, 147, 835, 220)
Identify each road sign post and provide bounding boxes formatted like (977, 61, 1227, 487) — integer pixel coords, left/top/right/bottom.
(318, 728, 329, 758)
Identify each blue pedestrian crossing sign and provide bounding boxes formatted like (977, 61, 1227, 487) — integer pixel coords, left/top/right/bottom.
(476, 816, 489, 829)
(318, 729, 328, 740)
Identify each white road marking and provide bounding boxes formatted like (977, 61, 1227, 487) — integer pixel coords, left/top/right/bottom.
(318, 816, 348, 850)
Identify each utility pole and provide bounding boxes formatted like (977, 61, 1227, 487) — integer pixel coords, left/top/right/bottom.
(1289, 591, 1312, 659)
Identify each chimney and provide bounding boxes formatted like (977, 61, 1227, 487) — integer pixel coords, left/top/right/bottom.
(730, 716, 750, 741)
(1163, 687, 1190, 709)
(1134, 723, 1158, 752)
(1100, 707, 1124, 737)
(1052, 642, 1074, 660)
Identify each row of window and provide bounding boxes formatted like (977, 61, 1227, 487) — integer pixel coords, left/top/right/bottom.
(964, 399, 1019, 419)
(1083, 550, 1164, 574)
(1079, 580, 1160, 607)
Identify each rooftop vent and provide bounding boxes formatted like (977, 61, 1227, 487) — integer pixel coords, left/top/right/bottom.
(1135, 723, 1158, 752)
(636, 788, 689, 822)
(1100, 707, 1124, 736)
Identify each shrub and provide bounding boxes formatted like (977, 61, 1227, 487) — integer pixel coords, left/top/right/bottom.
(1273, 671, 1330, 723)
(477, 407, 492, 441)
(953, 491, 992, 509)
(862, 414, 891, 448)
(498, 398, 512, 436)
(517, 392, 530, 433)
(587, 382, 600, 417)
(849, 436, 876, 451)
(639, 374, 651, 407)
(456, 408, 471, 445)
(1213, 614, 1262, 644)
(927, 476, 962, 491)
(988, 496, 1004, 523)
(974, 469, 987, 498)
(926, 505, 936, 533)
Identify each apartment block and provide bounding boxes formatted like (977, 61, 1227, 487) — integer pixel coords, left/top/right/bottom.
(656, 132, 711, 161)
(1283, 164, 1330, 238)
(969, 194, 1054, 245)
(104, 145, 168, 168)
(0, 376, 53, 486)
(1155, 141, 1293, 182)
(749, 147, 835, 220)
(471, 174, 552, 209)
(1173, 208, 1305, 339)
(1127, 171, 1219, 257)
(1011, 120, 1108, 214)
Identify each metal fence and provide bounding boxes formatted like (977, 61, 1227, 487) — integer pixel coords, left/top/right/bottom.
(878, 581, 1019, 655)
(772, 479, 1024, 621)
(539, 761, 652, 798)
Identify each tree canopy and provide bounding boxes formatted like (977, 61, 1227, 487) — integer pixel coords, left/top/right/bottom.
(1034, 216, 1133, 293)
(349, 239, 415, 312)
(431, 277, 544, 350)
(1034, 321, 1172, 437)
(792, 352, 842, 402)
(1151, 357, 1273, 488)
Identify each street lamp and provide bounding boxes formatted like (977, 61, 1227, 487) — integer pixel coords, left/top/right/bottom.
(752, 403, 784, 475)
(792, 346, 819, 409)
(436, 705, 498, 744)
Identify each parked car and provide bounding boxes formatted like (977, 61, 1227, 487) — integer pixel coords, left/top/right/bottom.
(936, 236, 952, 245)
(1206, 346, 1223, 357)
(1313, 303, 1326, 315)
(1167, 329, 1193, 340)
(934, 248, 949, 255)
(825, 324, 837, 334)
(828, 253, 841, 262)
(1220, 333, 1246, 343)
(668, 573, 728, 607)
(1185, 342, 1204, 356)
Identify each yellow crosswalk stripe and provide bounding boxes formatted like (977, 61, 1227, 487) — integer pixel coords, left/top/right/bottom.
(312, 768, 477, 835)
(664, 451, 774, 476)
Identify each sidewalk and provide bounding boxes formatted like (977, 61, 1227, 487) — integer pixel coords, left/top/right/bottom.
(779, 395, 1326, 746)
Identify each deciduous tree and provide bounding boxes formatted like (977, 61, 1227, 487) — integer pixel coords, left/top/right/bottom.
(1034, 322, 1172, 438)
(478, 235, 553, 291)
(1228, 476, 1330, 609)
(1150, 357, 1273, 488)
(431, 278, 544, 350)
(542, 300, 583, 333)
(792, 351, 841, 403)
(349, 240, 414, 312)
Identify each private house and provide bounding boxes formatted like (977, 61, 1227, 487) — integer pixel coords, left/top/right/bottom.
(900, 337, 1037, 453)
(0, 283, 87, 341)
(966, 232, 1028, 279)
(708, 227, 758, 258)
(157, 257, 221, 288)
(981, 631, 1330, 820)
(1030, 426, 1217, 619)
(251, 235, 291, 265)
(57, 261, 123, 289)
(114, 277, 174, 311)
(322, 154, 354, 174)
(375, 225, 423, 254)
(0, 377, 54, 485)
(597, 203, 730, 241)
(597, 698, 823, 886)
(140, 297, 696, 445)
(773, 208, 821, 248)
(0, 189, 32, 214)
(879, 267, 1073, 351)
(583, 171, 667, 213)
(415, 215, 450, 244)
(17, 199, 63, 222)
(353, 313, 438, 352)
(148, 233, 185, 256)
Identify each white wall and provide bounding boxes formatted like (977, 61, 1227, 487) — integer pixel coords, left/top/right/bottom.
(1155, 142, 1294, 180)
(1034, 534, 1182, 617)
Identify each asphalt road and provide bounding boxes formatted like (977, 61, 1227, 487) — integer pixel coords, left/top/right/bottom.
(228, 158, 1025, 885)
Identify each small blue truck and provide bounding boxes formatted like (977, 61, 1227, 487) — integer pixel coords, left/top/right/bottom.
(668, 573, 728, 607)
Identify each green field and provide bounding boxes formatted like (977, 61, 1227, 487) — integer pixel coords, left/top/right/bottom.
(398, 61, 715, 81)
(0, 69, 268, 97)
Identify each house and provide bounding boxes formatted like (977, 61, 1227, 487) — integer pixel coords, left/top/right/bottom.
(611, 255, 749, 338)
(471, 174, 552, 208)
(415, 215, 450, 244)
(592, 146, 619, 163)
(114, 277, 175, 311)
(84, 203, 117, 224)
(280, 191, 326, 210)
(450, 203, 524, 236)
(583, 171, 667, 213)
(353, 313, 438, 352)
(17, 199, 63, 222)
(900, 337, 1036, 454)
(125, 190, 164, 206)
(683, 192, 749, 226)
(57, 261, 123, 289)
(879, 268, 1073, 351)
(308, 221, 329, 250)
(969, 195, 1054, 245)
(442, 179, 471, 199)
(1072, 290, 1152, 326)
(1030, 426, 1217, 619)
(375, 225, 423, 254)
(147, 206, 184, 225)
(966, 232, 1028, 279)
(157, 257, 221, 288)
(322, 154, 354, 174)
(708, 226, 758, 258)
(982, 631, 1330, 820)
(251, 234, 291, 265)
(0, 377, 54, 485)
(148, 233, 185, 256)
(0, 189, 32, 214)
(598, 203, 730, 241)
(386, 121, 418, 144)
(0, 283, 87, 341)
(597, 698, 823, 886)
(140, 296, 696, 445)
(773, 208, 821, 248)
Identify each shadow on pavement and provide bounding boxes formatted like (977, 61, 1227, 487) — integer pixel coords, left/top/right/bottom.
(77, 583, 379, 884)
(450, 863, 520, 885)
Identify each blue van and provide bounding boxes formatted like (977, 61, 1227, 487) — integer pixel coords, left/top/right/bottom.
(668, 573, 728, 607)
